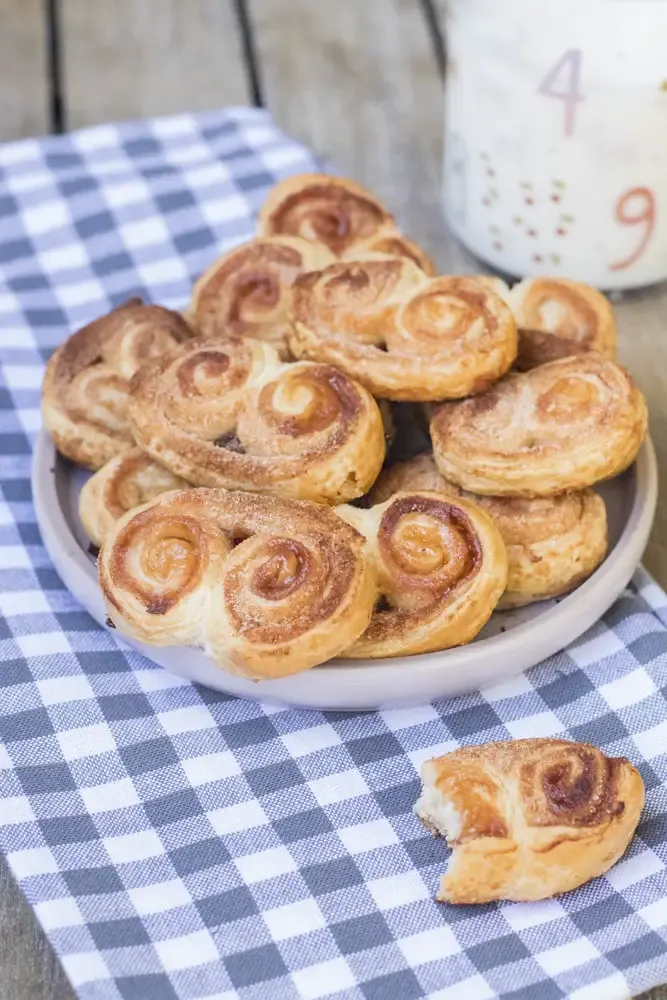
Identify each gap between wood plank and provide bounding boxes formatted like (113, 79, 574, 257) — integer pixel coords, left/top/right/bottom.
(418, 0, 446, 79)
(45, 0, 65, 132)
(234, 0, 265, 107)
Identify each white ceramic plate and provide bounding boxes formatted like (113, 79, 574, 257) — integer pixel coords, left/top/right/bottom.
(33, 430, 657, 710)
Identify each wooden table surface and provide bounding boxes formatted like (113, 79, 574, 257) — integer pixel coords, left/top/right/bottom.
(0, 2, 665, 998)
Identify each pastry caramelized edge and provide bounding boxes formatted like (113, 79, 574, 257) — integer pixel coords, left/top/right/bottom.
(430, 356, 648, 496)
(414, 739, 644, 903)
(368, 454, 608, 608)
(337, 490, 508, 658)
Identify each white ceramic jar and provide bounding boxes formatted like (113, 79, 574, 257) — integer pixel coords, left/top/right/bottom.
(443, 0, 667, 289)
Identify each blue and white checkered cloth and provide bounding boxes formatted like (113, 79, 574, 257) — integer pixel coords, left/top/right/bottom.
(1, 106, 667, 1000)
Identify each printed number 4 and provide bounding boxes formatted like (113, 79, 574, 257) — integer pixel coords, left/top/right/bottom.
(538, 49, 584, 137)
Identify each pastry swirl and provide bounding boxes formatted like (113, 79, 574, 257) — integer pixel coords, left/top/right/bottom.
(99, 488, 376, 679)
(259, 173, 434, 271)
(337, 490, 507, 657)
(431, 354, 647, 496)
(42, 299, 191, 469)
(128, 336, 385, 503)
(414, 739, 644, 902)
(260, 173, 392, 254)
(291, 260, 518, 401)
(190, 235, 334, 358)
(369, 453, 607, 608)
(508, 277, 617, 371)
(79, 448, 191, 546)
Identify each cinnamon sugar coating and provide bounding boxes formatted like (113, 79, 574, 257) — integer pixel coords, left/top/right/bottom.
(99, 488, 376, 680)
(127, 336, 385, 504)
(431, 354, 647, 496)
(291, 260, 517, 401)
(369, 452, 607, 608)
(415, 739, 644, 903)
(42, 299, 191, 469)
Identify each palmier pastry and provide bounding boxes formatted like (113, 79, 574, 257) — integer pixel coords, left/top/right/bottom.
(431, 354, 647, 496)
(291, 261, 518, 401)
(412, 274, 510, 406)
(336, 490, 507, 657)
(79, 448, 190, 546)
(259, 173, 434, 272)
(508, 277, 617, 371)
(128, 336, 385, 503)
(414, 739, 644, 903)
(190, 236, 334, 358)
(42, 299, 191, 469)
(369, 453, 607, 608)
(99, 488, 376, 679)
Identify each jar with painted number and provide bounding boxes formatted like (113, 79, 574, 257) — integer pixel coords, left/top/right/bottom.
(443, 0, 667, 289)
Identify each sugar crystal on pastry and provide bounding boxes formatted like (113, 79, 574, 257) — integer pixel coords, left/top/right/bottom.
(190, 235, 334, 358)
(99, 488, 377, 679)
(128, 335, 386, 504)
(414, 739, 644, 903)
(337, 489, 507, 657)
(431, 354, 647, 496)
(79, 448, 192, 547)
(41, 298, 191, 469)
(508, 277, 617, 371)
(369, 452, 608, 607)
(291, 262, 518, 401)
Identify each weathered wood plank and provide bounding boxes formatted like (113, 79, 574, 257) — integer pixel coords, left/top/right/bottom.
(249, 0, 468, 274)
(60, 0, 250, 129)
(615, 289, 667, 592)
(0, 858, 74, 1000)
(0, 0, 49, 139)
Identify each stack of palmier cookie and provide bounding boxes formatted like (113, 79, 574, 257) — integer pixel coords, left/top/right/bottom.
(42, 172, 648, 681)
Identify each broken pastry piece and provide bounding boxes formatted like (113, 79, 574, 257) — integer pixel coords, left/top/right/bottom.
(414, 739, 644, 903)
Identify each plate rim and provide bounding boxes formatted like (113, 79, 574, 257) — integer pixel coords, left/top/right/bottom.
(32, 431, 658, 705)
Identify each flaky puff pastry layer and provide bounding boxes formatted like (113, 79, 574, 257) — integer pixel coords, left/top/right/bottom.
(128, 336, 385, 504)
(369, 453, 607, 609)
(42, 299, 191, 469)
(291, 258, 517, 401)
(99, 488, 376, 680)
(431, 354, 647, 496)
(190, 235, 334, 359)
(336, 490, 507, 658)
(414, 739, 644, 903)
(79, 448, 191, 547)
(508, 277, 618, 371)
(258, 172, 434, 273)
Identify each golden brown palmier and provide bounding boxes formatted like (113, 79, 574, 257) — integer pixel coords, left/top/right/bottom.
(79, 448, 191, 547)
(368, 453, 607, 608)
(431, 354, 647, 496)
(42, 299, 191, 469)
(414, 739, 644, 903)
(508, 277, 617, 371)
(337, 490, 507, 657)
(259, 172, 390, 254)
(128, 336, 385, 504)
(190, 235, 334, 358)
(259, 172, 433, 270)
(291, 259, 517, 401)
(99, 488, 376, 680)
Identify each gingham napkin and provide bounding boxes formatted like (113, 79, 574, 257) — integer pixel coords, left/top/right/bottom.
(1, 107, 667, 1000)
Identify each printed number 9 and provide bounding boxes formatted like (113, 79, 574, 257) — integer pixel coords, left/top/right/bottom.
(609, 187, 656, 271)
